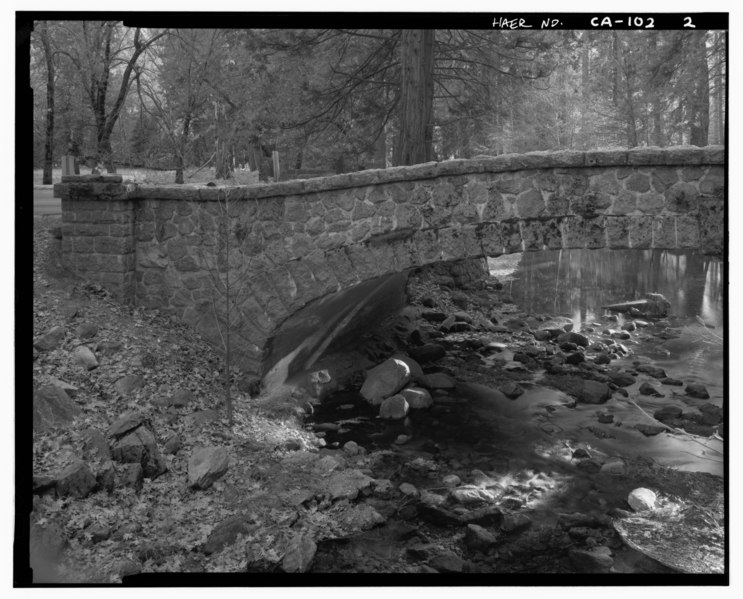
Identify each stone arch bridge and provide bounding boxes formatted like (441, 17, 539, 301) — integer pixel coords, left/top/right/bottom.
(55, 146, 725, 384)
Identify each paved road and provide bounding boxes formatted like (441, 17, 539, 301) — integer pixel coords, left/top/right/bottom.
(33, 187, 61, 216)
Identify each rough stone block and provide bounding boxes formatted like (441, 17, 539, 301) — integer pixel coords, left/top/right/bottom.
(653, 216, 677, 248)
(95, 236, 133, 254)
(71, 223, 110, 236)
(323, 248, 361, 289)
(481, 188, 511, 221)
(676, 215, 701, 248)
(520, 220, 545, 251)
(663, 146, 704, 165)
(515, 187, 545, 218)
(626, 147, 665, 165)
(501, 221, 523, 253)
(636, 192, 665, 215)
(629, 217, 653, 249)
(585, 149, 627, 167)
(605, 216, 631, 248)
(664, 182, 699, 213)
(412, 229, 442, 264)
(72, 237, 95, 253)
(109, 223, 134, 237)
(700, 145, 725, 164)
(477, 223, 505, 256)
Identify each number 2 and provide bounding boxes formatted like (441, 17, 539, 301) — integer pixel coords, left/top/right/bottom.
(684, 16, 696, 28)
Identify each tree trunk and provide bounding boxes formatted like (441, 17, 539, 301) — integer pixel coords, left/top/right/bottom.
(393, 29, 434, 166)
(580, 34, 590, 148)
(175, 114, 191, 184)
(688, 32, 710, 146)
(40, 22, 55, 185)
(215, 140, 232, 180)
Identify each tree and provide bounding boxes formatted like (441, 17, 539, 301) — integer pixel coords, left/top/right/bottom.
(393, 30, 435, 165)
(36, 21, 56, 184)
(55, 21, 167, 171)
(134, 29, 223, 182)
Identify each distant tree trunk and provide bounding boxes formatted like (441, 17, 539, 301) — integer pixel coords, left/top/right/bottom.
(688, 33, 710, 146)
(215, 140, 232, 179)
(648, 36, 664, 146)
(175, 114, 191, 184)
(214, 103, 233, 180)
(40, 21, 55, 185)
(580, 34, 590, 148)
(393, 29, 434, 166)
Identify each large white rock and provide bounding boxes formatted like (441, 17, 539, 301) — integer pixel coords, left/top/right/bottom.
(628, 487, 657, 512)
(360, 358, 411, 405)
(400, 387, 433, 409)
(391, 354, 424, 380)
(450, 485, 498, 506)
(379, 394, 409, 420)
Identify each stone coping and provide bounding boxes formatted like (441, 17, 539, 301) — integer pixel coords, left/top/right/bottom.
(57, 145, 724, 202)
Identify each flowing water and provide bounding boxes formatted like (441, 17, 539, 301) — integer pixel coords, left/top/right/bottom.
(307, 249, 725, 572)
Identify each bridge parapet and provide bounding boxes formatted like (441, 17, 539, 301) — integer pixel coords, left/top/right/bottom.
(55, 146, 725, 380)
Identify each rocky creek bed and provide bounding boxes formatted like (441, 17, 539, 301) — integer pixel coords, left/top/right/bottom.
(28, 218, 725, 582)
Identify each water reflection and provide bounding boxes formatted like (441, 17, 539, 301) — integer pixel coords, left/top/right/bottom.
(494, 249, 723, 330)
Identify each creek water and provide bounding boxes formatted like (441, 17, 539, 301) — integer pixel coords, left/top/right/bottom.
(310, 249, 725, 476)
(502, 249, 725, 474)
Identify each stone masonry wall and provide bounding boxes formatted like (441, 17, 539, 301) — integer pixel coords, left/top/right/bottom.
(56, 146, 725, 379)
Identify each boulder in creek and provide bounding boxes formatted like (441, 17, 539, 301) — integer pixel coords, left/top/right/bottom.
(400, 387, 433, 409)
(685, 383, 710, 399)
(391, 354, 424, 380)
(546, 376, 611, 404)
(660, 377, 683, 386)
(33, 325, 65, 352)
(450, 485, 499, 506)
(409, 343, 446, 364)
(282, 534, 317, 573)
(636, 423, 666, 436)
(33, 384, 81, 432)
(639, 382, 664, 397)
(379, 394, 409, 419)
(628, 487, 657, 512)
(635, 364, 667, 379)
(360, 358, 411, 405)
(653, 406, 683, 423)
(325, 469, 374, 500)
(72, 345, 99, 370)
(604, 293, 671, 318)
(419, 372, 457, 390)
(188, 446, 229, 490)
(608, 371, 636, 387)
(499, 381, 524, 399)
(698, 404, 723, 425)
(557, 331, 590, 347)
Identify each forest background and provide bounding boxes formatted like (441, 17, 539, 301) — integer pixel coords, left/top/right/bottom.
(28, 22, 726, 185)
